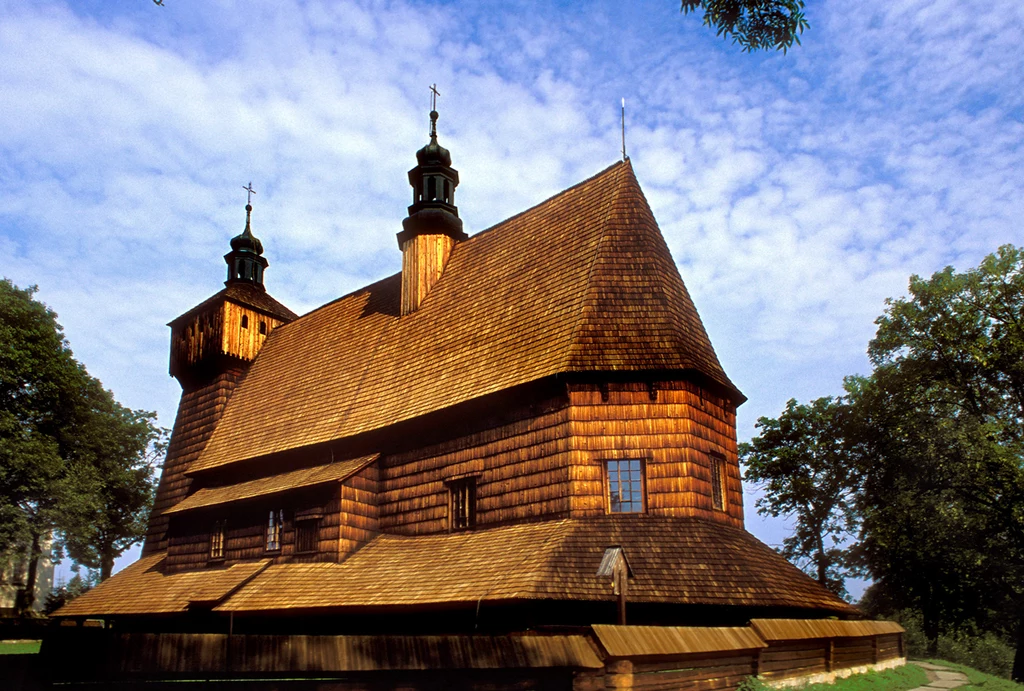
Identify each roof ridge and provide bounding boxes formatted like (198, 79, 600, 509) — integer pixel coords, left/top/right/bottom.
(268, 272, 400, 337)
(467, 161, 628, 242)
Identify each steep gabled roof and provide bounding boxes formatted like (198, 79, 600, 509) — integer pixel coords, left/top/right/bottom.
(191, 161, 740, 474)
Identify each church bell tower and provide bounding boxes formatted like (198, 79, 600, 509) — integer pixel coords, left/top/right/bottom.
(145, 190, 296, 555)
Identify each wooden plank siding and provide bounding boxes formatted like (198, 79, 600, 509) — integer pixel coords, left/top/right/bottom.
(631, 652, 758, 691)
(42, 627, 904, 689)
(220, 301, 288, 363)
(401, 233, 456, 315)
(568, 381, 743, 527)
(757, 641, 828, 679)
(170, 301, 287, 377)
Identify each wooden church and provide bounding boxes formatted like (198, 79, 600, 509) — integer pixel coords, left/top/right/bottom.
(49, 109, 904, 690)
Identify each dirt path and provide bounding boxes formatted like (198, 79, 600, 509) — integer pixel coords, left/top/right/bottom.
(910, 661, 972, 690)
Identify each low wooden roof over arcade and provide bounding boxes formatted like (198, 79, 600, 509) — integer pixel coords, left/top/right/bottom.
(191, 161, 742, 475)
(58, 516, 855, 618)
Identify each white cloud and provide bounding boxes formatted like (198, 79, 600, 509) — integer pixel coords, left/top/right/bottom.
(3, 0, 1023, 580)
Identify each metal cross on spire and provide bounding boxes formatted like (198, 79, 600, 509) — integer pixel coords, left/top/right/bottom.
(430, 84, 441, 111)
(243, 182, 256, 206)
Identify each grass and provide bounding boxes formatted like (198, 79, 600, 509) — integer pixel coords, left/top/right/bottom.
(739, 665, 931, 691)
(801, 664, 930, 691)
(0, 640, 41, 654)
(923, 659, 1024, 691)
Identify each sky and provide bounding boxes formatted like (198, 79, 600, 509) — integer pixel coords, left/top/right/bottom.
(2, 0, 1022, 597)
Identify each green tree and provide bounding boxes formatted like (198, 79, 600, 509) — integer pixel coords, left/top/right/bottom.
(681, 0, 808, 52)
(740, 396, 864, 597)
(0, 279, 162, 609)
(856, 245, 1024, 677)
(43, 570, 98, 615)
(60, 386, 165, 581)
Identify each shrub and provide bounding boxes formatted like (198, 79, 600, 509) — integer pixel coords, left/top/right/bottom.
(935, 630, 1014, 679)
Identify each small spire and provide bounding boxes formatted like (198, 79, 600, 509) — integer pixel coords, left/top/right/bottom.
(225, 182, 268, 288)
(244, 203, 253, 236)
(429, 84, 441, 139)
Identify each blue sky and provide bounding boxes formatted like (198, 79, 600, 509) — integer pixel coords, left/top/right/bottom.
(2, 0, 1022, 595)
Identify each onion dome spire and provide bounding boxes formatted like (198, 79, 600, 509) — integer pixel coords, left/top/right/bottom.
(398, 103, 465, 246)
(225, 183, 269, 289)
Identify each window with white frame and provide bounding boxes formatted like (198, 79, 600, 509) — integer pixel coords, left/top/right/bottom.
(606, 459, 644, 513)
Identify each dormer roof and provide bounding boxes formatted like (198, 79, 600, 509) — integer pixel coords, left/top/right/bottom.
(191, 160, 741, 475)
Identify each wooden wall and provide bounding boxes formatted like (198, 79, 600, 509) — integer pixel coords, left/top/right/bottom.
(41, 627, 904, 690)
(144, 365, 248, 556)
(165, 486, 342, 573)
(628, 652, 757, 691)
(757, 635, 904, 680)
(170, 301, 287, 379)
(159, 376, 740, 559)
(757, 640, 827, 680)
(567, 381, 743, 527)
(401, 233, 456, 315)
(338, 465, 381, 556)
(220, 302, 287, 363)
(379, 401, 573, 535)
(164, 469, 379, 573)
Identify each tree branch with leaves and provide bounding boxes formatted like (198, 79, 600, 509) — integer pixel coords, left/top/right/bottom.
(681, 0, 808, 52)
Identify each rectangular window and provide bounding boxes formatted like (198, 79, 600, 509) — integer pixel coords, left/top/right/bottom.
(266, 509, 284, 551)
(448, 477, 477, 531)
(710, 452, 727, 511)
(210, 520, 226, 560)
(295, 518, 319, 553)
(607, 459, 644, 513)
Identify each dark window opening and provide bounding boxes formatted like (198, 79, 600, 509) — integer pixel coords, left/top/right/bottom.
(259, 321, 267, 335)
(427, 176, 437, 201)
(295, 519, 319, 553)
(710, 452, 727, 511)
(210, 520, 226, 560)
(607, 459, 644, 513)
(443, 179, 451, 203)
(447, 477, 477, 531)
(241, 315, 249, 329)
(266, 509, 283, 551)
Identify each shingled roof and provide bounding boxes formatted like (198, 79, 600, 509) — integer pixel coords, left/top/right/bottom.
(57, 516, 853, 618)
(212, 516, 852, 615)
(191, 161, 740, 474)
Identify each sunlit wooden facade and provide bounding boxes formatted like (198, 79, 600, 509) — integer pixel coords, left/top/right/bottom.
(50, 115, 903, 690)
